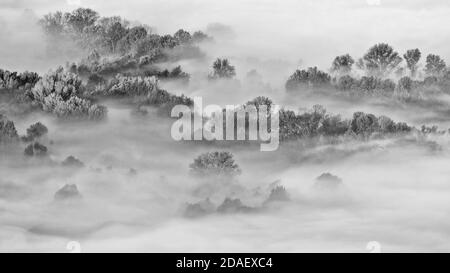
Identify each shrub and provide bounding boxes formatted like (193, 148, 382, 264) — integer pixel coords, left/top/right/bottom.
(314, 173, 343, 190)
(54, 184, 82, 201)
(24, 142, 48, 157)
(62, 156, 85, 168)
(265, 186, 290, 203)
(217, 198, 252, 213)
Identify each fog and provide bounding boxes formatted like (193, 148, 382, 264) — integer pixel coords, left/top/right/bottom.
(1, 0, 450, 253)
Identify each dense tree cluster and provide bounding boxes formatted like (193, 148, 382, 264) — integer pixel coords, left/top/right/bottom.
(189, 151, 241, 177)
(286, 44, 449, 102)
(104, 74, 159, 97)
(278, 105, 410, 141)
(40, 8, 210, 63)
(143, 66, 190, 82)
(29, 68, 107, 120)
(285, 67, 331, 91)
(0, 69, 39, 91)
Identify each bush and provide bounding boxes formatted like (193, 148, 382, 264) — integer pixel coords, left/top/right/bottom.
(189, 151, 241, 177)
(24, 142, 48, 157)
(54, 184, 82, 201)
(62, 156, 85, 168)
(314, 173, 343, 190)
(265, 186, 290, 203)
(184, 198, 215, 218)
(217, 198, 252, 213)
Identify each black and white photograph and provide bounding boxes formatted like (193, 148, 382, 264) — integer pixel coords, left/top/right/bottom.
(1, 0, 450, 256)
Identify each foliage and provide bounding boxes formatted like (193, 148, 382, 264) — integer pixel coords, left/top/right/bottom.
(54, 184, 82, 201)
(62, 156, 85, 168)
(246, 96, 273, 112)
(24, 142, 48, 157)
(189, 151, 241, 177)
(403, 49, 421, 77)
(106, 74, 159, 97)
(285, 67, 331, 91)
(209, 58, 236, 79)
(0, 115, 19, 143)
(331, 54, 354, 75)
(358, 43, 402, 77)
(279, 105, 410, 141)
(314, 173, 343, 190)
(30, 68, 107, 120)
(22, 122, 48, 142)
(0, 69, 40, 91)
(217, 198, 252, 213)
(425, 54, 446, 76)
(265, 186, 290, 202)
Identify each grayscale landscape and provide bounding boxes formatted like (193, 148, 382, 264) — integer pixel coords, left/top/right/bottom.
(1, 0, 450, 252)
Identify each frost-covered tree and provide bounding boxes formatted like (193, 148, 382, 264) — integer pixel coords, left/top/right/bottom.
(0, 69, 39, 90)
(30, 68, 107, 120)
